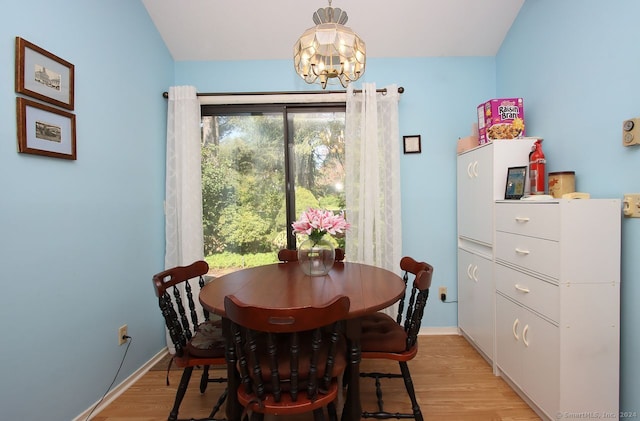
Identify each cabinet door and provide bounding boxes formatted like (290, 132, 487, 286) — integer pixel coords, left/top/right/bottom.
(496, 293, 559, 419)
(496, 293, 523, 387)
(457, 151, 475, 239)
(458, 248, 475, 338)
(458, 248, 494, 359)
(457, 145, 493, 244)
(521, 307, 559, 418)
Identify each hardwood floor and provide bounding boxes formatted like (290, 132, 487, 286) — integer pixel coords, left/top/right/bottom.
(93, 335, 541, 421)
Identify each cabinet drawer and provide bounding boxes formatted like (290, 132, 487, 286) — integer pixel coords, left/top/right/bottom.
(495, 231, 559, 279)
(495, 202, 560, 240)
(495, 264, 559, 322)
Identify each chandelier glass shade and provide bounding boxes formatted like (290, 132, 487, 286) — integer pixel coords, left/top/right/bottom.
(293, 2, 366, 89)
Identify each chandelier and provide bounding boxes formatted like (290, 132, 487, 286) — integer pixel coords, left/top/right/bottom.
(293, 0, 366, 89)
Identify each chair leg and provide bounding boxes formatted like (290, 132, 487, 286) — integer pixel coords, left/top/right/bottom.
(168, 366, 194, 421)
(207, 387, 228, 419)
(342, 364, 350, 388)
(313, 407, 326, 421)
(399, 362, 423, 421)
(200, 365, 210, 393)
(360, 368, 421, 420)
(327, 401, 338, 421)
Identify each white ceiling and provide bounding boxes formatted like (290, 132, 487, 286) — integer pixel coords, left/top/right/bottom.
(141, 0, 524, 61)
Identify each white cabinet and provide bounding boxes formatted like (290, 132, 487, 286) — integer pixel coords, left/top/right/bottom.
(494, 200, 620, 421)
(457, 138, 536, 362)
(457, 248, 493, 357)
(496, 291, 559, 417)
(457, 144, 493, 245)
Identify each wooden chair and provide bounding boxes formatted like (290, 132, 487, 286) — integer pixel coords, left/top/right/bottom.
(224, 294, 351, 421)
(152, 260, 227, 421)
(358, 256, 434, 421)
(277, 247, 345, 262)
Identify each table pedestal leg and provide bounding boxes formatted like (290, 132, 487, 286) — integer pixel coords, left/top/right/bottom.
(222, 318, 242, 421)
(342, 318, 362, 421)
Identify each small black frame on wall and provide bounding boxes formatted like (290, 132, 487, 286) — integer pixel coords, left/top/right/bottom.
(403, 135, 421, 154)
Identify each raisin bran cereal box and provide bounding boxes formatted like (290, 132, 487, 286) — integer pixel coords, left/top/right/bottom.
(477, 98, 525, 144)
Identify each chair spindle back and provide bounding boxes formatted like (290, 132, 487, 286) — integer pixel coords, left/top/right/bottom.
(396, 256, 434, 350)
(224, 294, 350, 408)
(153, 260, 211, 357)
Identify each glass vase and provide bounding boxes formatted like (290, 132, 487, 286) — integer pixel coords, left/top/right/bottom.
(297, 237, 335, 276)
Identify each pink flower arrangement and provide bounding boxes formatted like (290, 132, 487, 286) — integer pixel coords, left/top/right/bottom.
(292, 208, 350, 244)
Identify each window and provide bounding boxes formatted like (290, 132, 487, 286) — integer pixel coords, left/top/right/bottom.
(201, 103, 346, 275)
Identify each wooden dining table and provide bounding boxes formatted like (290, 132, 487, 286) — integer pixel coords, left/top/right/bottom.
(199, 260, 406, 421)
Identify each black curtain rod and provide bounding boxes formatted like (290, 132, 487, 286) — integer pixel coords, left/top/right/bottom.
(162, 86, 404, 98)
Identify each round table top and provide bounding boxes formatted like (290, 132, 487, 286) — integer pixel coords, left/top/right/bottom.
(199, 261, 405, 319)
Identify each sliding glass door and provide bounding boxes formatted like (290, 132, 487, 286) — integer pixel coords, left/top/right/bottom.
(201, 104, 345, 275)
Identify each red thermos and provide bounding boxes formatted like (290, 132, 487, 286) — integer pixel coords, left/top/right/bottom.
(529, 139, 546, 194)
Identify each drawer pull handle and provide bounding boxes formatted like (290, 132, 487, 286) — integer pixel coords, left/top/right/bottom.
(472, 161, 479, 177)
(467, 162, 473, 178)
(515, 217, 530, 223)
(471, 265, 479, 282)
(512, 318, 520, 340)
(523, 325, 530, 347)
(467, 264, 473, 279)
(515, 248, 530, 255)
(515, 284, 530, 293)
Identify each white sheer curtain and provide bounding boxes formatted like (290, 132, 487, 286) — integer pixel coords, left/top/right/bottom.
(164, 85, 205, 352)
(345, 83, 402, 316)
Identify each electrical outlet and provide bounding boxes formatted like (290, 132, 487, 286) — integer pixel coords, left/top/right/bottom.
(623, 194, 640, 218)
(118, 324, 128, 346)
(438, 286, 447, 302)
(622, 118, 640, 146)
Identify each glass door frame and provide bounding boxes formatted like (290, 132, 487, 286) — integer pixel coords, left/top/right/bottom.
(201, 102, 346, 250)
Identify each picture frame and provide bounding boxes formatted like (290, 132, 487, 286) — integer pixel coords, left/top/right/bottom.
(505, 166, 527, 199)
(15, 37, 74, 110)
(403, 135, 421, 154)
(17, 97, 77, 160)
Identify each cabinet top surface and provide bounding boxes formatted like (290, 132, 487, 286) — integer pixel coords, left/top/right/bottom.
(496, 198, 621, 204)
(456, 137, 540, 156)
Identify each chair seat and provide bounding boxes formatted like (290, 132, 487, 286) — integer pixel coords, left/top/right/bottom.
(186, 319, 226, 358)
(239, 378, 341, 415)
(360, 312, 407, 353)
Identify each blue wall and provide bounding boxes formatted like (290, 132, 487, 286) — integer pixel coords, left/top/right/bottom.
(175, 57, 496, 328)
(0, 1, 172, 419)
(1, 0, 637, 419)
(497, 0, 640, 414)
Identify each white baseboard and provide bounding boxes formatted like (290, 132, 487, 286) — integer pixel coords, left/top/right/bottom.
(73, 347, 168, 421)
(419, 326, 460, 335)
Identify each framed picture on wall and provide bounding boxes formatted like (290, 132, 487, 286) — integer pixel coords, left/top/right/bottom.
(17, 97, 77, 160)
(15, 37, 75, 110)
(403, 135, 421, 154)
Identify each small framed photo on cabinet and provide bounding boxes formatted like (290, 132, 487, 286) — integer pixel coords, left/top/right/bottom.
(403, 135, 421, 154)
(505, 166, 526, 199)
